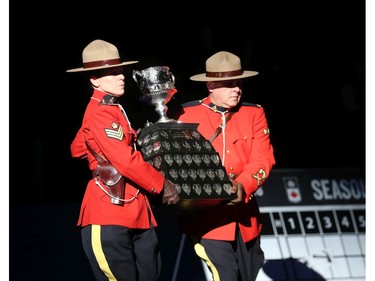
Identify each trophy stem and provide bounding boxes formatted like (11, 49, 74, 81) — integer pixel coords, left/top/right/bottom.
(154, 101, 177, 123)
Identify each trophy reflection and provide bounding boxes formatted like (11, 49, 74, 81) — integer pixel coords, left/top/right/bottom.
(133, 66, 177, 123)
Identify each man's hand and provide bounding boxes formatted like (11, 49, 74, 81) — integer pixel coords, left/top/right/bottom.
(227, 181, 244, 205)
(162, 179, 180, 205)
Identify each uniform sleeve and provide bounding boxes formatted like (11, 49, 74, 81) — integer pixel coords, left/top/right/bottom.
(70, 129, 87, 159)
(84, 106, 165, 194)
(234, 107, 275, 203)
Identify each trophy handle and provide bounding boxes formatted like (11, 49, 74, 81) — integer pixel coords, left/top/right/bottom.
(132, 70, 142, 86)
(170, 71, 175, 85)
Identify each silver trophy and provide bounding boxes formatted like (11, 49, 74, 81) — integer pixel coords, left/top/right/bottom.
(133, 66, 236, 208)
(133, 66, 177, 123)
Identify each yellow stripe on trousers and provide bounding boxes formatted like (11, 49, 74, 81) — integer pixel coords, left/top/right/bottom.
(92, 225, 117, 281)
(194, 242, 220, 281)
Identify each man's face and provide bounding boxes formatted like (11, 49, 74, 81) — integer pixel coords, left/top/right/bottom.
(91, 66, 125, 97)
(207, 79, 243, 109)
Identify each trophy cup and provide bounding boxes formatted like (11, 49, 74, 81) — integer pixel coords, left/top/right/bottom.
(133, 66, 177, 123)
(133, 66, 236, 209)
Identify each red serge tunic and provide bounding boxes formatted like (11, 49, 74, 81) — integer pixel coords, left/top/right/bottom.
(71, 89, 165, 229)
(176, 97, 276, 243)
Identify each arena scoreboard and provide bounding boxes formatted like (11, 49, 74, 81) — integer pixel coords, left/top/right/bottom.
(255, 168, 365, 281)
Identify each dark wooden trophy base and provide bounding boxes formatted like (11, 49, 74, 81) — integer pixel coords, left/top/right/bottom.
(137, 122, 236, 210)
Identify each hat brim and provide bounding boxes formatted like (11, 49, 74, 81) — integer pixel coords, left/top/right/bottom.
(190, 70, 259, 81)
(66, 61, 139, 73)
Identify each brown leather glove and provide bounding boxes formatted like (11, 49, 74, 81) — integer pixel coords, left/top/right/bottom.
(227, 181, 244, 205)
(162, 179, 180, 205)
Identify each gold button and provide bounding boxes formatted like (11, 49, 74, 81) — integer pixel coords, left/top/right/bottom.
(230, 167, 233, 171)
(226, 150, 230, 153)
(244, 136, 247, 140)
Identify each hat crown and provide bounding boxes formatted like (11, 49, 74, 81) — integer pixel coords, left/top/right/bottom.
(82, 39, 120, 63)
(206, 51, 241, 72)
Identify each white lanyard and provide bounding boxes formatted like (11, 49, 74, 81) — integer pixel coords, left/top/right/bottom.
(200, 102, 228, 166)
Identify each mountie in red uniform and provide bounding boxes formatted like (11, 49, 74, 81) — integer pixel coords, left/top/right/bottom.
(175, 97, 276, 243)
(71, 89, 165, 229)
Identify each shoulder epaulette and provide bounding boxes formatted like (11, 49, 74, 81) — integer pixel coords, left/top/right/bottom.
(181, 100, 201, 108)
(241, 102, 262, 108)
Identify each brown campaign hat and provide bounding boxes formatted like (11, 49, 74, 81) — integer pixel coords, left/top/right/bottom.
(190, 51, 258, 81)
(66, 39, 138, 73)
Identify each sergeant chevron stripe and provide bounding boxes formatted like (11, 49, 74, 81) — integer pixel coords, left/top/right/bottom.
(104, 125, 124, 141)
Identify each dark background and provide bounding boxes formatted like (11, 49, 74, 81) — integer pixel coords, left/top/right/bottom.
(9, 1, 366, 280)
